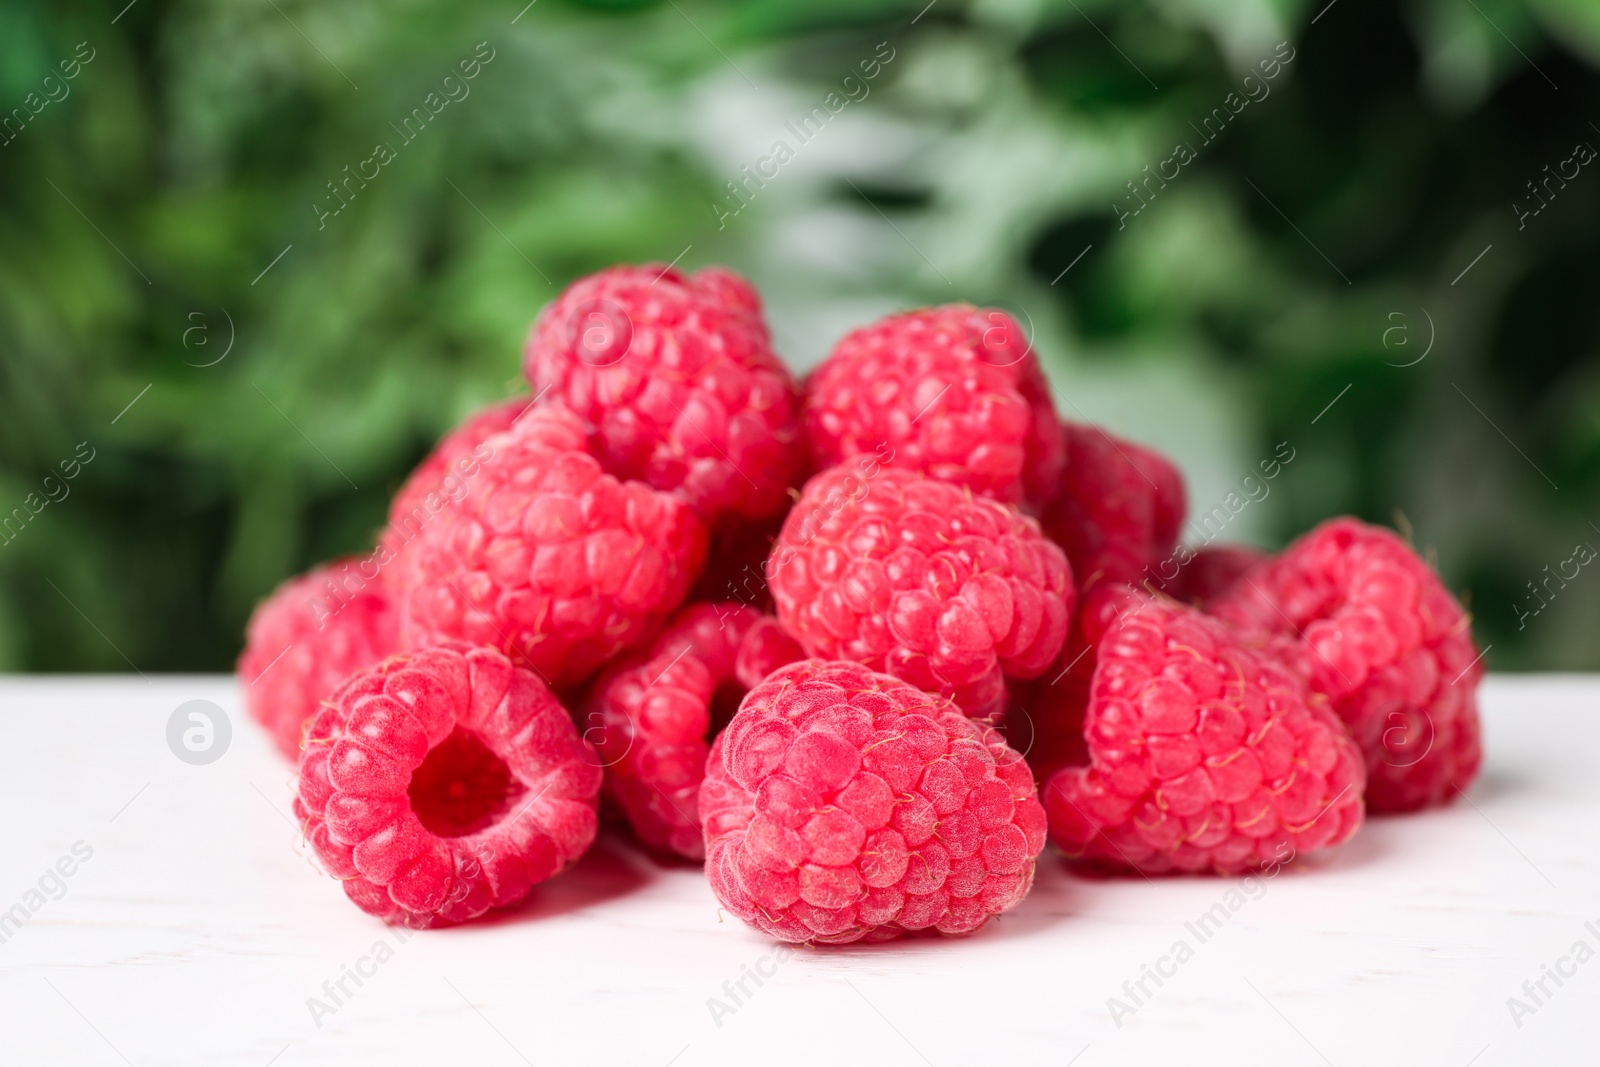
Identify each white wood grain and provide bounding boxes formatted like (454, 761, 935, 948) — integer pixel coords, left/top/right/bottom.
(0, 675, 1593, 1066)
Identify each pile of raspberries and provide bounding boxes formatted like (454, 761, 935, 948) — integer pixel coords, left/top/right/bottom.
(241, 264, 1484, 941)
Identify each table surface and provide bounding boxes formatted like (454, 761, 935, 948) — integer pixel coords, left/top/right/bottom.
(1, 674, 1594, 1067)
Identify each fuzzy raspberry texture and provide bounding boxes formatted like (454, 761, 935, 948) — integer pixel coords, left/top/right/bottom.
(385, 397, 526, 556)
(524, 264, 801, 525)
(1209, 518, 1482, 812)
(295, 643, 602, 926)
(1043, 587, 1366, 874)
(803, 306, 1065, 509)
(580, 603, 798, 860)
(239, 560, 396, 759)
(700, 660, 1047, 943)
(391, 405, 706, 688)
(1041, 422, 1186, 591)
(769, 465, 1073, 720)
(1161, 544, 1268, 607)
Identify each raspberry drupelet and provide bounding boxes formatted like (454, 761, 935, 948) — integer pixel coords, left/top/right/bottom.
(578, 602, 802, 861)
(390, 404, 706, 689)
(768, 464, 1074, 720)
(1039, 421, 1186, 592)
(802, 305, 1065, 509)
(239, 560, 396, 759)
(700, 660, 1047, 943)
(1209, 517, 1483, 812)
(524, 264, 802, 526)
(295, 642, 602, 926)
(1043, 586, 1366, 875)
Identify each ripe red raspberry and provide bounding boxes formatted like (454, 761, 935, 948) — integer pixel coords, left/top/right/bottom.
(1040, 421, 1186, 591)
(295, 643, 602, 926)
(733, 614, 804, 690)
(524, 264, 801, 525)
(390, 405, 706, 688)
(803, 306, 1065, 508)
(385, 397, 528, 557)
(239, 560, 396, 759)
(1043, 586, 1365, 874)
(579, 603, 800, 860)
(1161, 544, 1268, 607)
(769, 465, 1073, 720)
(1006, 545, 1281, 792)
(1209, 518, 1482, 812)
(700, 660, 1047, 943)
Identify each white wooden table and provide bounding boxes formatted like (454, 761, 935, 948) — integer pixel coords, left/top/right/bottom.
(1, 675, 1593, 1065)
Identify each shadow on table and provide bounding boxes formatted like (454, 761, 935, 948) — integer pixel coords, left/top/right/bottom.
(1447, 769, 1525, 807)
(461, 829, 659, 928)
(456, 785, 1484, 937)
(1016, 823, 1401, 899)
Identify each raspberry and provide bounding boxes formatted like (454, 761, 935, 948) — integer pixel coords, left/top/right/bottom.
(1209, 518, 1483, 812)
(769, 464, 1073, 719)
(1161, 544, 1268, 607)
(1043, 586, 1366, 874)
(803, 306, 1065, 508)
(384, 397, 528, 558)
(700, 660, 1047, 943)
(239, 560, 396, 759)
(295, 642, 602, 926)
(524, 264, 801, 525)
(1040, 421, 1186, 591)
(580, 603, 799, 860)
(1005, 583, 1264, 789)
(390, 405, 707, 688)
(733, 614, 804, 691)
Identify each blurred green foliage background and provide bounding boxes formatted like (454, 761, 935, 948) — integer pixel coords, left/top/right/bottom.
(2, 0, 1598, 672)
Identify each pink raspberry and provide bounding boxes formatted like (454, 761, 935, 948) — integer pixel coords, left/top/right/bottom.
(733, 614, 805, 690)
(524, 264, 802, 525)
(578, 603, 801, 861)
(295, 642, 602, 926)
(700, 660, 1047, 943)
(384, 397, 528, 558)
(390, 405, 706, 688)
(1006, 546, 1267, 790)
(239, 560, 396, 759)
(1040, 421, 1186, 591)
(1043, 586, 1366, 874)
(803, 306, 1065, 508)
(1208, 517, 1483, 812)
(1161, 544, 1268, 607)
(1006, 586, 1261, 790)
(769, 464, 1074, 720)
